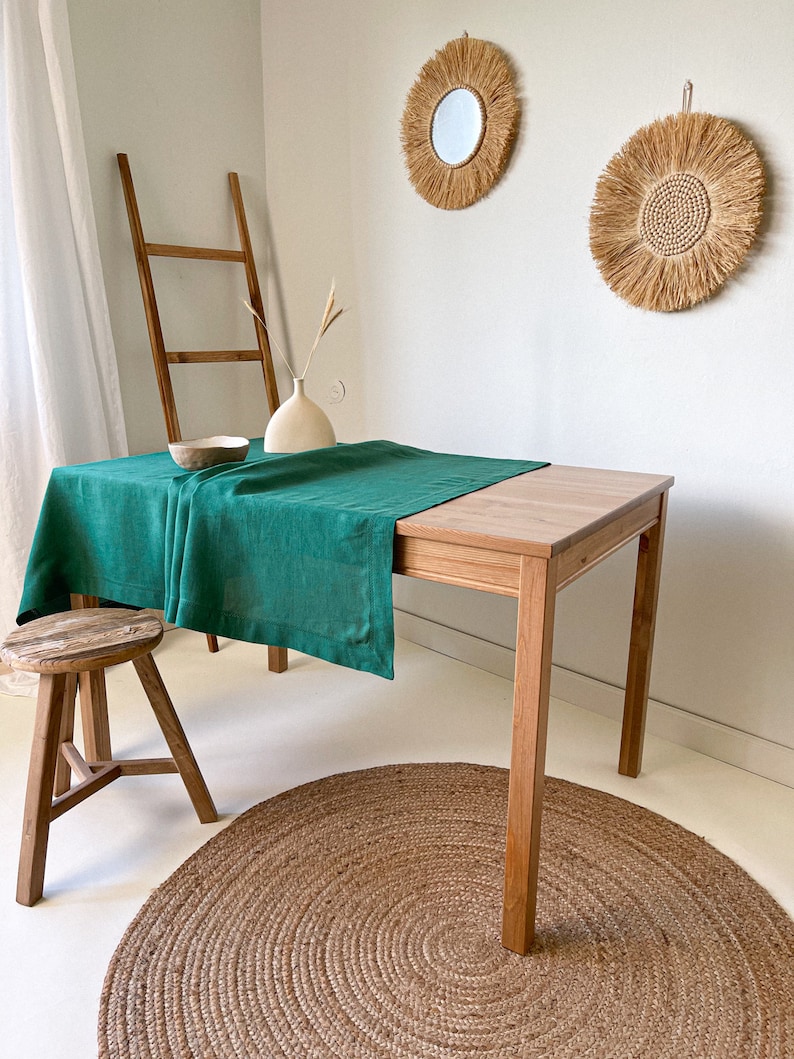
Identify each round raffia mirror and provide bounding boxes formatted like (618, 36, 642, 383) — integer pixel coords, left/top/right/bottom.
(401, 35, 519, 210)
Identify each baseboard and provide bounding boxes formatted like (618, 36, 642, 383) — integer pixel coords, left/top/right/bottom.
(394, 610, 794, 790)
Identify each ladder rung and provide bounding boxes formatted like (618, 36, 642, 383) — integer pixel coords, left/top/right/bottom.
(145, 242, 246, 263)
(166, 349, 264, 364)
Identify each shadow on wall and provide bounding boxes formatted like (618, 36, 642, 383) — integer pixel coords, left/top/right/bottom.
(652, 495, 793, 744)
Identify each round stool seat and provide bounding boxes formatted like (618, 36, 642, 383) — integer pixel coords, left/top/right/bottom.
(0, 608, 164, 675)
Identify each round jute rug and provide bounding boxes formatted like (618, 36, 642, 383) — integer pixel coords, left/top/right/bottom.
(99, 763, 794, 1058)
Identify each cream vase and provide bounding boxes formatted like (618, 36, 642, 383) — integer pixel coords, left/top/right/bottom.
(264, 377, 336, 453)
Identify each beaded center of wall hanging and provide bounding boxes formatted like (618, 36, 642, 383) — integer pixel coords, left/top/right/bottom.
(639, 172, 711, 257)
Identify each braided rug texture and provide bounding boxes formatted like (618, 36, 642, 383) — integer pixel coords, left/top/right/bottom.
(99, 763, 794, 1058)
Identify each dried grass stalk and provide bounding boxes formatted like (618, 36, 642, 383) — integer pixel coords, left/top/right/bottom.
(401, 36, 519, 210)
(244, 282, 346, 382)
(302, 282, 346, 381)
(589, 112, 765, 311)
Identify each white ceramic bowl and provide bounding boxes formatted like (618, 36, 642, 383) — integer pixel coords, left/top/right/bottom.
(168, 435, 250, 471)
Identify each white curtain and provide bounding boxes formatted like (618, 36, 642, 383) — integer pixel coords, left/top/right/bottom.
(1, 0, 128, 694)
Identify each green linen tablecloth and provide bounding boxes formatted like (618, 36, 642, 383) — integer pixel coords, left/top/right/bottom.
(18, 440, 547, 678)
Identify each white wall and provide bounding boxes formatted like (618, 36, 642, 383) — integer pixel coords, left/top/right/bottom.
(260, 0, 794, 762)
(67, 0, 274, 453)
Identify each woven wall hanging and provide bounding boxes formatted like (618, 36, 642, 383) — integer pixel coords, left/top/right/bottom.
(589, 83, 765, 311)
(401, 35, 519, 210)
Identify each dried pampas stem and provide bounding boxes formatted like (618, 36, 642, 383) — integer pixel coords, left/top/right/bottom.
(243, 300, 296, 380)
(589, 110, 765, 311)
(243, 282, 347, 382)
(301, 282, 347, 381)
(401, 36, 519, 210)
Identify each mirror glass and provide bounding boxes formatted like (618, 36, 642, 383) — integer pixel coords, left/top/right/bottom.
(431, 88, 484, 166)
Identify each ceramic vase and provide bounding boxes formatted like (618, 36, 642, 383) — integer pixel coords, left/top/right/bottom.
(264, 377, 336, 453)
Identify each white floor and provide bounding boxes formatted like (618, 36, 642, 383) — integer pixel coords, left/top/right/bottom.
(1, 629, 792, 1058)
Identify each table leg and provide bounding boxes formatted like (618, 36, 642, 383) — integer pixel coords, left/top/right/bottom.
(619, 491, 669, 778)
(501, 553, 558, 955)
(268, 646, 288, 673)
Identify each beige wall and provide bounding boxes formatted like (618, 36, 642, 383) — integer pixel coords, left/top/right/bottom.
(67, 0, 274, 453)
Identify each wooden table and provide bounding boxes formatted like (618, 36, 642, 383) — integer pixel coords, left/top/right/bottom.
(393, 463, 672, 954)
(74, 462, 672, 956)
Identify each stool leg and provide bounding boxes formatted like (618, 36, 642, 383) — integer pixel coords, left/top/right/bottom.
(71, 592, 113, 762)
(18, 673, 67, 906)
(78, 668, 112, 763)
(53, 673, 77, 797)
(131, 653, 217, 824)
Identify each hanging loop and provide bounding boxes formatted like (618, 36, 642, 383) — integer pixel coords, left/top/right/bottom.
(682, 80, 693, 113)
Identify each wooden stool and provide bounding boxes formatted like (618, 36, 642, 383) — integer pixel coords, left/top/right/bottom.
(0, 608, 217, 906)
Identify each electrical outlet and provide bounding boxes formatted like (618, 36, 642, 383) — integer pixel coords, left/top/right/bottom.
(328, 379, 346, 404)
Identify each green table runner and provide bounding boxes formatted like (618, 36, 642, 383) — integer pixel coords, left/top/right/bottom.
(19, 440, 547, 678)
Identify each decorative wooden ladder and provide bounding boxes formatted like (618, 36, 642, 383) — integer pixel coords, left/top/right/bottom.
(117, 153, 287, 672)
